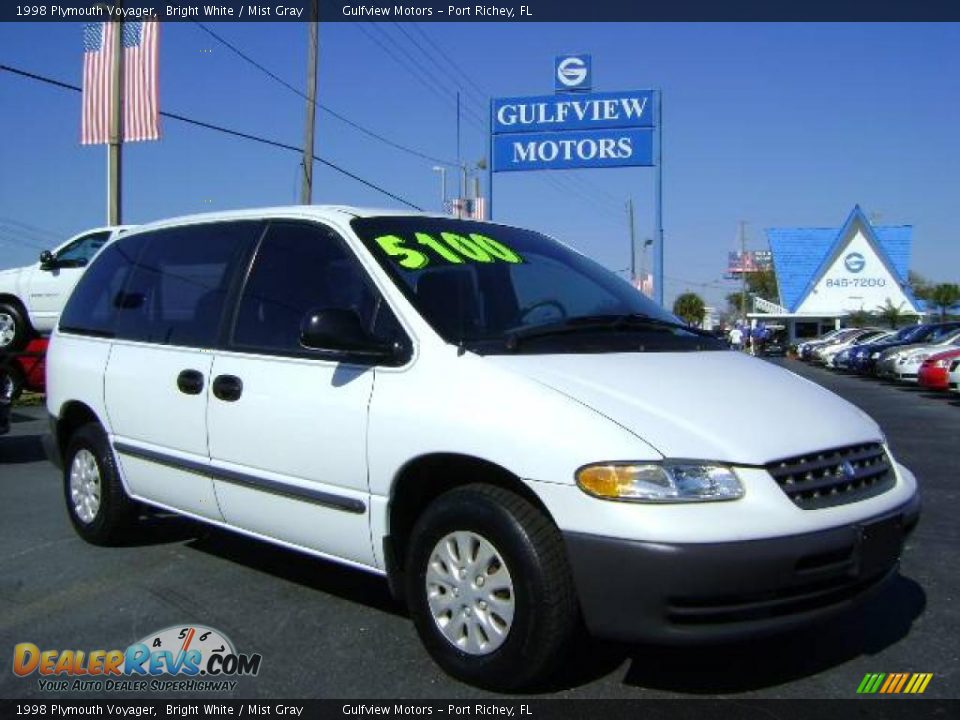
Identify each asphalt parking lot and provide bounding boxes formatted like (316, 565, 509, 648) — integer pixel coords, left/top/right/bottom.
(0, 359, 957, 700)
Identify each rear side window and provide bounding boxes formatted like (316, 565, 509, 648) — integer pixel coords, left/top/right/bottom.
(114, 222, 263, 347)
(112, 222, 262, 347)
(232, 221, 384, 354)
(59, 235, 149, 337)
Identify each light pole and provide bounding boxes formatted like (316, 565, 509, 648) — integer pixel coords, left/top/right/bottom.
(431, 166, 447, 213)
(639, 238, 653, 295)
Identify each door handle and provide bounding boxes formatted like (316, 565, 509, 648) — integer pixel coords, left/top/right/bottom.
(212, 374, 243, 402)
(176, 369, 205, 395)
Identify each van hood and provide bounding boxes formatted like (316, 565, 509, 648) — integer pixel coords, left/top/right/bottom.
(487, 352, 882, 465)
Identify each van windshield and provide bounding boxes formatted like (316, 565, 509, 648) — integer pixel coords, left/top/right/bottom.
(352, 217, 724, 354)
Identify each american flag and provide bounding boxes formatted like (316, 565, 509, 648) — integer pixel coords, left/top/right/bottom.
(82, 21, 159, 145)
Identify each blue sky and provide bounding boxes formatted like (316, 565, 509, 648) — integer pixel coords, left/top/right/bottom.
(1, 21, 958, 307)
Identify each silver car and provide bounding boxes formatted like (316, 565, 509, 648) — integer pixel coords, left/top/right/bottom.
(877, 328, 960, 382)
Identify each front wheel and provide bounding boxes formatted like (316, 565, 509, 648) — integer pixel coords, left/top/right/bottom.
(0, 302, 31, 351)
(405, 484, 578, 690)
(64, 423, 138, 545)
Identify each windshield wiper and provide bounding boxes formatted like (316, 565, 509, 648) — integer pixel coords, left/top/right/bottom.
(503, 313, 716, 350)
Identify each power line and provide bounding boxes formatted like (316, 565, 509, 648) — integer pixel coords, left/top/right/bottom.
(0, 229, 50, 251)
(392, 22, 488, 119)
(355, 23, 486, 129)
(192, 22, 459, 168)
(410, 23, 491, 103)
(0, 63, 423, 210)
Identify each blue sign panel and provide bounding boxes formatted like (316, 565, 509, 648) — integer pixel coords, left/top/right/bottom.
(555, 54, 592, 92)
(492, 90, 654, 135)
(493, 128, 654, 172)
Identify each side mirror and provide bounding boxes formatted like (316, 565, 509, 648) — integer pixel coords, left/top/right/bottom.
(300, 308, 396, 359)
(39, 250, 55, 268)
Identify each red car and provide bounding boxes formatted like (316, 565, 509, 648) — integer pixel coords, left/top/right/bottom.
(4, 337, 47, 399)
(918, 347, 960, 390)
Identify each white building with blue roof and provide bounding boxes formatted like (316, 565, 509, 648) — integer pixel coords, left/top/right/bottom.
(752, 206, 922, 341)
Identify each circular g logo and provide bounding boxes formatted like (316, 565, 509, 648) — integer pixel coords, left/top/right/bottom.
(844, 252, 866, 273)
(557, 57, 588, 88)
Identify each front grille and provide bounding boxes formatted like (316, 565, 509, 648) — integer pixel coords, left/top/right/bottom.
(767, 443, 895, 509)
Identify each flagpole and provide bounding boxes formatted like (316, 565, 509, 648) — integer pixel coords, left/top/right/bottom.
(107, 2, 124, 225)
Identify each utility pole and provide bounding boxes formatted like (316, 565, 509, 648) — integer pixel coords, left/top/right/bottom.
(300, 0, 319, 204)
(107, 2, 124, 225)
(739, 220, 748, 326)
(627, 198, 636, 284)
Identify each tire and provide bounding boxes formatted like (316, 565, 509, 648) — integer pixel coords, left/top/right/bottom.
(0, 302, 31, 352)
(405, 484, 578, 690)
(63, 423, 138, 545)
(5, 363, 24, 401)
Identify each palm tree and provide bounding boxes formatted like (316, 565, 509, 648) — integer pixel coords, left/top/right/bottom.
(876, 299, 905, 329)
(846, 309, 874, 327)
(929, 283, 960, 321)
(673, 292, 706, 327)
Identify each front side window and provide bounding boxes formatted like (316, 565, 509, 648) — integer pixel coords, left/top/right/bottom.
(352, 216, 722, 355)
(231, 221, 403, 356)
(55, 231, 112, 267)
(112, 222, 262, 347)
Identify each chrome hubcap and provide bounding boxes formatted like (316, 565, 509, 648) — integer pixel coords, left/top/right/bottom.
(0, 313, 15, 347)
(425, 531, 515, 656)
(70, 449, 101, 524)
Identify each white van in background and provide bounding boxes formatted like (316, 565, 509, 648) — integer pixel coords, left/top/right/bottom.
(0, 225, 132, 349)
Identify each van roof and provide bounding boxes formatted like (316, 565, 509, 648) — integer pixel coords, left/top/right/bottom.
(130, 205, 447, 232)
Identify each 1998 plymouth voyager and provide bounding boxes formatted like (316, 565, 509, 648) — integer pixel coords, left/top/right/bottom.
(44, 207, 919, 689)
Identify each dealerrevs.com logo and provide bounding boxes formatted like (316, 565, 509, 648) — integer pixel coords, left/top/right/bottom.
(12, 625, 262, 693)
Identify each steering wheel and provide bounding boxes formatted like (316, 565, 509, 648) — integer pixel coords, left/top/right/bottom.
(518, 299, 567, 324)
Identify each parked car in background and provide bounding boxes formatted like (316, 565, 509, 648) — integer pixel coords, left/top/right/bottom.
(0, 363, 12, 435)
(948, 358, 960, 394)
(795, 328, 843, 360)
(4, 337, 48, 399)
(798, 328, 859, 361)
(833, 330, 895, 371)
(876, 329, 960, 382)
(847, 326, 919, 374)
(0, 225, 132, 350)
(918, 348, 960, 391)
(816, 328, 886, 368)
(859, 322, 960, 376)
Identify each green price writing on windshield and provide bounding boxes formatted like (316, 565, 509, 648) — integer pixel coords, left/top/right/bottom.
(374, 232, 524, 270)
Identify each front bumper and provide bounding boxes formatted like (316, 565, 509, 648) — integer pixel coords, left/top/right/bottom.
(564, 493, 920, 644)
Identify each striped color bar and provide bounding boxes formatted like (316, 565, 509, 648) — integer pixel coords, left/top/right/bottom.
(857, 673, 933, 694)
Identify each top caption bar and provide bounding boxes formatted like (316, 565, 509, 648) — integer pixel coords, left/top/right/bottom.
(4, 0, 960, 22)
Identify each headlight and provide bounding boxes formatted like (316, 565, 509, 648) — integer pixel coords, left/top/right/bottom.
(576, 462, 744, 503)
(871, 352, 880, 359)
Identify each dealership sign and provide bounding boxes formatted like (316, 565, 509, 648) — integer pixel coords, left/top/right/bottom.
(491, 90, 655, 172)
(796, 228, 913, 315)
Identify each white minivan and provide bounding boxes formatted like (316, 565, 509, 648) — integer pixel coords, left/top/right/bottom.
(44, 207, 920, 689)
(0, 225, 132, 349)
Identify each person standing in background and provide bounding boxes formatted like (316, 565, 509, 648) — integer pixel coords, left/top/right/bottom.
(729, 326, 744, 351)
